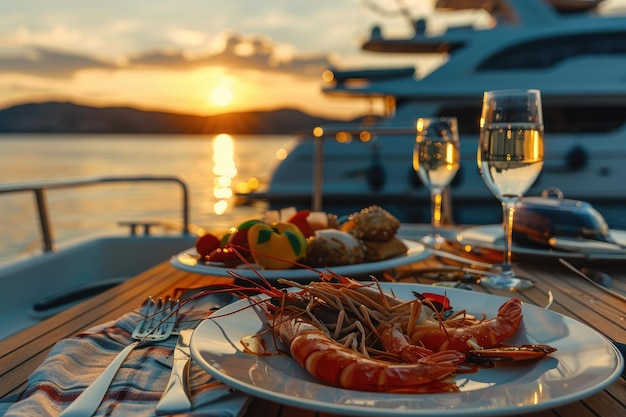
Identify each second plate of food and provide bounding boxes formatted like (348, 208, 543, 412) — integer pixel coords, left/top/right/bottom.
(171, 239, 429, 280)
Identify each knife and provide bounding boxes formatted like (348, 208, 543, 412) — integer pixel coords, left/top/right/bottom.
(156, 329, 193, 414)
(549, 236, 626, 254)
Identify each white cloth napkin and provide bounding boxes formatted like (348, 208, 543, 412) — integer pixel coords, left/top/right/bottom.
(457, 225, 503, 244)
(3, 291, 250, 417)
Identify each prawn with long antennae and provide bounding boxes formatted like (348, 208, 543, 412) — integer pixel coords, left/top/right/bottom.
(182, 249, 553, 391)
(408, 298, 524, 353)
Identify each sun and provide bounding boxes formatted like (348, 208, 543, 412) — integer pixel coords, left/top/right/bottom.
(210, 85, 233, 107)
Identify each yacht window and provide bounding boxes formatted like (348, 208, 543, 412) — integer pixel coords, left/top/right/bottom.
(438, 105, 625, 135)
(477, 31, 626, 70)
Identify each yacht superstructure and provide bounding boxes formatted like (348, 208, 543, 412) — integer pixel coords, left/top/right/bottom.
(252, 0, 626, 226)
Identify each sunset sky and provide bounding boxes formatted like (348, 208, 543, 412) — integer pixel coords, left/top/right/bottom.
(1, 0, 625, 119)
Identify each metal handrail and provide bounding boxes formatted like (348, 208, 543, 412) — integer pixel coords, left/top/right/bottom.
(0, 175, 190, 253)
(311, 124, 417, 211)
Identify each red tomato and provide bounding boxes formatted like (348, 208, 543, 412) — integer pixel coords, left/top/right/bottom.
(286, 210, 314, 237)
(227, 219, 266, 256)
(195, 233, 221, 258)
(206, 247, 241, 264)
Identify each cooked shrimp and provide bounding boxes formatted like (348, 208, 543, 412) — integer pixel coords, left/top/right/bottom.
(274, 313, 462, 393)
(408, 298, 523, 353)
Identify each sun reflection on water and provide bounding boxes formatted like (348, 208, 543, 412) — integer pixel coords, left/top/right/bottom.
(212, 134, 237, 215)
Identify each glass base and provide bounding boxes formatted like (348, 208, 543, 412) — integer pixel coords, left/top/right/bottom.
(480, 273, 534, 290)
(419, 228, 458, 249)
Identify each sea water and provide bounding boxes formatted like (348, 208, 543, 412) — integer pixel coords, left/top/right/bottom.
(0, 134, 295, 263)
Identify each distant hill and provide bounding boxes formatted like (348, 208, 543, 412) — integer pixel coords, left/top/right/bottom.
(0, 102, 351, 135)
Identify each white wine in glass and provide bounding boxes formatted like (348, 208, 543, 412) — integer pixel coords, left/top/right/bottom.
(478, 89, 543, 287)
(413, 117, 460, 246)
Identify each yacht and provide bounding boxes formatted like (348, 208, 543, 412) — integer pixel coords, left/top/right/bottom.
(248, 0, 626, 227)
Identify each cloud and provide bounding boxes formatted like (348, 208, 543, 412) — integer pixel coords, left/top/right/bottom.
(124, 49, 188, 69)
(127, 34, 333, 76)
(0, 33, 333, 79)
(0, 47, 115, 78)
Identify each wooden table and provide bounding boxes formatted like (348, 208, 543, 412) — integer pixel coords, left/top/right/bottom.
(1, 246, 625, 417)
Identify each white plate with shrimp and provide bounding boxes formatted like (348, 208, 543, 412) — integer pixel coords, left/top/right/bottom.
(190, 282, 623, 417)
(171, 239, 429, 280)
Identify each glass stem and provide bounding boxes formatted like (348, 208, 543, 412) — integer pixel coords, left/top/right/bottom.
(501, 198, 516, 274)
(431, 190, 443, 232)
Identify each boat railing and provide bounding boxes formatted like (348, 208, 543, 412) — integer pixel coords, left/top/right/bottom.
(0, 175, 190, 253)
(311, 124, 416, 211)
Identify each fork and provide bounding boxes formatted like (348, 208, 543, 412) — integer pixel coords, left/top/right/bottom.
(59, 296, 178, 417)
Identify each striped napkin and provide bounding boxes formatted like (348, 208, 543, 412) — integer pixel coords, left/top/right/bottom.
(3, 290, 250, 417)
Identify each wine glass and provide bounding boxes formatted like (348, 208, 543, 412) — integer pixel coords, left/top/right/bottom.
(477, 89, 544, 289)
(413, 117, 460, 248)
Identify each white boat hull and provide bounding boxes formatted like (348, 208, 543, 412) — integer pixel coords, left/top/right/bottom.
(259, 124, 626, 227)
